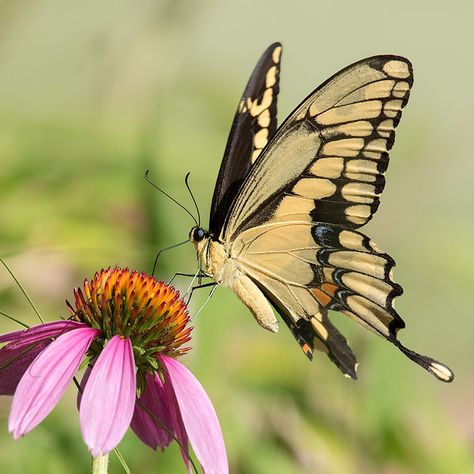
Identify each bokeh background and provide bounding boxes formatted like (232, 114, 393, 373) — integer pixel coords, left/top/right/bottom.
(0, 1, 472, 473)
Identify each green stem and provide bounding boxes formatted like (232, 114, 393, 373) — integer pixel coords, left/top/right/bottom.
(91, 454, 109, 474)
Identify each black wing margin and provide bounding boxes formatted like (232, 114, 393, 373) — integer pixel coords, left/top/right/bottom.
(209, 42, 282, 235)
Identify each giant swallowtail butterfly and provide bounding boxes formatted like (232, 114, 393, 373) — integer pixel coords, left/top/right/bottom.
(190, 43, 453, 382)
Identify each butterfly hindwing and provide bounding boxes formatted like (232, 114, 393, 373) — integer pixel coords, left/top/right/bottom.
(223, 56, 413, 239)
(231, 218, 452, 381)
(209, 42, 282, 235)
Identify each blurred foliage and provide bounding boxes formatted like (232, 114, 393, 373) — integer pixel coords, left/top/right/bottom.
(0, 1, 473, 473)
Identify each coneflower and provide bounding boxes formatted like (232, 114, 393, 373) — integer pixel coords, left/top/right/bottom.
(0, 267, 228, 473)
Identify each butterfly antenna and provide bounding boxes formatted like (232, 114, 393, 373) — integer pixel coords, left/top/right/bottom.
(151, 239, 189, 276)
(145, 170, 198, 226)
(184, 172, 201, 227)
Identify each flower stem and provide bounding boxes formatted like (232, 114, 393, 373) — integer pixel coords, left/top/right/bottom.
(91, 454, 109, 474)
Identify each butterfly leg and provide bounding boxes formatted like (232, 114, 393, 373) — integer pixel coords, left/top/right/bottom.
(168, 272, 210, 285)
(185, 282, 216, 306)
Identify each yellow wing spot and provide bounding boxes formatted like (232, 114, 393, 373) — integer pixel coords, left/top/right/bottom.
(342, 182, 376, 204)
(310, 157, 344, 179)
(344, 205, 371, 225)
(272, 45, 282, 63)
(392, 81, 410, 98)
(341, 272, 392, 307)
(383, 59, 411, 79)
(329, 251, 386, 279)
(377, 119, 394, 137)
(238, 99, 245, 112)
(249, 88, 273, 117)
(311, 317, 329, 340)
(258, 108, 271, 127)
(321, 138, 365, 157)
(345, 172, 377, 183)
(293, 177, 336, 200)
(339, 120, 374, 137)
(365, 138, 387, 153)
(321, 120, 374, 140)
(338, 230, 365, 251)
(251, 149, 261, 162)
(345, 204, 372, 218)
(363, 151, 382, 160)
(314, 100, 383, 125)
(346, 158, 378, 177)
(266, 66, 277, 88)
(275, 195, 314, 218)
(253, 128, 268, 149)
(346, 295, 392, 330)
(383, 99, 403, 118)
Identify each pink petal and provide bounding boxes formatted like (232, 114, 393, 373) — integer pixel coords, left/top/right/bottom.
(0, 320, 86, 344)
(130, 372, 173, 450)
(162, 369, 191, 470)
(0, 339, 50, 396)
(0, 321, 87, 395)
(8, 327, 99, 438)
(80, 336, 136, 456)
(161, 355, 228, 474)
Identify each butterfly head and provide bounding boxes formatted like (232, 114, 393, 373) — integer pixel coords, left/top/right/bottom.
(189, 226, 208, 243)
(189, 226, 213, 273)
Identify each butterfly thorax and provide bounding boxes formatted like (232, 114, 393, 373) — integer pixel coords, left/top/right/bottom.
(189, 226, 234, 285)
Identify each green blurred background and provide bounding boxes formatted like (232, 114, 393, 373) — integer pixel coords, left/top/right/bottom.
(0, 1, 472, 472)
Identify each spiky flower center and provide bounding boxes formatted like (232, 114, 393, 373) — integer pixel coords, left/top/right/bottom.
(67, 268, 192, 379)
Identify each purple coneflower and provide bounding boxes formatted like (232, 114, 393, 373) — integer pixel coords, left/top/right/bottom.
(0, 267, 228, 473)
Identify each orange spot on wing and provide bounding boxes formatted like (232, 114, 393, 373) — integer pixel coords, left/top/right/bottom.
(312, 283, 340, 307)
(311, 288, 332, 307)
(302, 343, 312, 355)
(321, 283, 339, 296)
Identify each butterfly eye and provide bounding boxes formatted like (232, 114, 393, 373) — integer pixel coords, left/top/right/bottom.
(192, 227, 206, 242)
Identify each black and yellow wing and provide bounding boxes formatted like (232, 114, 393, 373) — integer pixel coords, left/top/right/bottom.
(209, 42, 282, 236)
(224, 55, 453, 382)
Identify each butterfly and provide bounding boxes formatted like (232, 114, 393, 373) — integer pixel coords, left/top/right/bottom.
(190, 42, 454, 382)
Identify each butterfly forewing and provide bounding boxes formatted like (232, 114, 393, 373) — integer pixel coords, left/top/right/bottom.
(223, 56, 413, 239)
(209, 42, 282, 236)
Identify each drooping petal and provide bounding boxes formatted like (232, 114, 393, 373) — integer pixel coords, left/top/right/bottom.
(80, 336, 136, 456)
(0, 321, 87, 395)
(0, 339, 50, 396)
(130, 372, 173, 450)
(161, 355, 228, 474)
(162, 369, 191, 471)
(8, 327, 99, 438)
